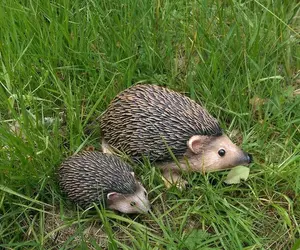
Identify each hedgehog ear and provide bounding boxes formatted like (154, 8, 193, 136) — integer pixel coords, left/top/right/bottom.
(107, 192, 121, 201)
(187, 135, 208, 154)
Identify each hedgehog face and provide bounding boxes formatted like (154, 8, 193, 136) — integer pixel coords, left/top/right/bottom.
(107, 182, 150, 214)
(186, 134, 252, 172)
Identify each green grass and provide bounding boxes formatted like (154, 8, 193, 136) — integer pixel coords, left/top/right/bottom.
(0, 0, 299, 249)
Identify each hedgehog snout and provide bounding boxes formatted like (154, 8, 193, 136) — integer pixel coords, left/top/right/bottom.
(135, 188, 151, 214)
(245, 152, 253, 164)
(138, 199, 151, 214)
(238, 151, 253, 166)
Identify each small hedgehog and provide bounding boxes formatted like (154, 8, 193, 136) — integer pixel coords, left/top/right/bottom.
(58, 151, 150, 214)
(100, 84, 252, 186)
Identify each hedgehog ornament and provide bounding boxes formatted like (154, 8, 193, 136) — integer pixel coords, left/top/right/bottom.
(58, 151, 150, 214)
(100, 84, 252, 187)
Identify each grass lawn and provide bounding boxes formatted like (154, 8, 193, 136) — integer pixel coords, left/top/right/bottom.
(0, 0, 299, 249)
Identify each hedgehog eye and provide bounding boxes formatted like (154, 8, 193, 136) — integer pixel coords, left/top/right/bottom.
(130, 201, 136, 206)
(218, 149, 226, 157)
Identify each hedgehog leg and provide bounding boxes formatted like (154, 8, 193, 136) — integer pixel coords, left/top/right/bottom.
(161, 169, 188, 189)
(101, 139, 114, 154)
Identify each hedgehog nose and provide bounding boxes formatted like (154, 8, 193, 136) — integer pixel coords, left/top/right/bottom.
(246, 153, 253, 164)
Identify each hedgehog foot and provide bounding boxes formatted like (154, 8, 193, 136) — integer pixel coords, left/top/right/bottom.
(101, 139, 114, 154)
(161, 170, 188, 190)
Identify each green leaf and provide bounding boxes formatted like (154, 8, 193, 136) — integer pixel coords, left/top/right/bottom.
(291, 238, 300, 250)
(224, 166, 250, 184)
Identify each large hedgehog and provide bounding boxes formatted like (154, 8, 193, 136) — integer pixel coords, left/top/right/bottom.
(58, 151, 150, 213)
(100, 84, 252, 186)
